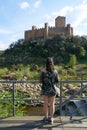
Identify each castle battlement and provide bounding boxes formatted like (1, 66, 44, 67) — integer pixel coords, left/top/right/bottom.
(49, 26, 54, 29)
(35, 27, 44, 30)
(24, 16, 73, 41)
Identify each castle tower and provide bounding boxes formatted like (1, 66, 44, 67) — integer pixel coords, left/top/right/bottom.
(44, 23, 48, 39)
(66, 24, 73, 35)
(55, 16, 66, 27)
(32, 26, 36, 39)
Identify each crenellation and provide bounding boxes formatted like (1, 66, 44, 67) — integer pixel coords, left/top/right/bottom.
(24, 16, 73, 41)
(49, 26, 54, 29)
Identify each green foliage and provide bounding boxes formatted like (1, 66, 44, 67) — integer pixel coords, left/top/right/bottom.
(30, 64, 38, 71)
(0, 100, 13, 116)
(0, 68, 9, 77)
(69, 55, 77, 67)
(0, 90, 13, 116)
(0, 87, 29, 116)
(1, 35, 87, 65)
(79, 46, 86, 57)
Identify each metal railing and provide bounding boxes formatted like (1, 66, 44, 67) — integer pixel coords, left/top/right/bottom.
(0, 78, 87, 117)
(59, 80, 87, 116)
(0, 80, 40, 116)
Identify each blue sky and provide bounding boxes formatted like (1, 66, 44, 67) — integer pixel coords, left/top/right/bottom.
(0, 0, 87, 50)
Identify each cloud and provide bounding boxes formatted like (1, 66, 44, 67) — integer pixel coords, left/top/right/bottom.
(72, 3, 87, 28)
(19, 2, 30, 9)
(34, 0, 41, 8)
(74, 28, 87, 36)
(82, 0, 87, 4)
(52, 6, 73, 17)
(43, 6, 73, 27)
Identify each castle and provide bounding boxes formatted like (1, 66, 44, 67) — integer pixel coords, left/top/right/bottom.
(24, 16, 73, 41)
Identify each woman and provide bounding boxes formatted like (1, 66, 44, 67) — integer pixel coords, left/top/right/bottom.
(40, 57, 59, 124)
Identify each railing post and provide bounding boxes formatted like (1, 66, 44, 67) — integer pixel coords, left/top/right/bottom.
(59, 80, 62, 116)
(80, 74, 83, 97)
(12, 82, 15, 116)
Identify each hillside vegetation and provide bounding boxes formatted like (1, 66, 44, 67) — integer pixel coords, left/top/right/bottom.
(0, 34, 87, 80)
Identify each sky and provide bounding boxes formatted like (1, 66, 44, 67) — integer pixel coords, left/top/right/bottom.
(0, 0, 87, 50)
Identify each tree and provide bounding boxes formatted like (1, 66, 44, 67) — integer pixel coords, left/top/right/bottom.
(69, 55, 77, 67)
(79, 46, 86, 57)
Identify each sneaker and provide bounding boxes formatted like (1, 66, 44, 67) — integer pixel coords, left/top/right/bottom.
(42, 117, 49, 123)
(50, 118, 54, 124)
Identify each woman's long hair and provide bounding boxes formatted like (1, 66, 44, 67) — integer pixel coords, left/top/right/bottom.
(46, 57, 54, 72)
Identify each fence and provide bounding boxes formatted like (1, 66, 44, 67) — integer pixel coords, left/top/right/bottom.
(0, 77, 87, 117)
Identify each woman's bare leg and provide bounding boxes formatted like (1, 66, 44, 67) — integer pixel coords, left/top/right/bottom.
(43, 95, 49, 118)
(49, 96, 55, 119)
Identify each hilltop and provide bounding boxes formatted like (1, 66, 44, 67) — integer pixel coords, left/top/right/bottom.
(0, 34, 87, 80)
(0, 34, 87, 65)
